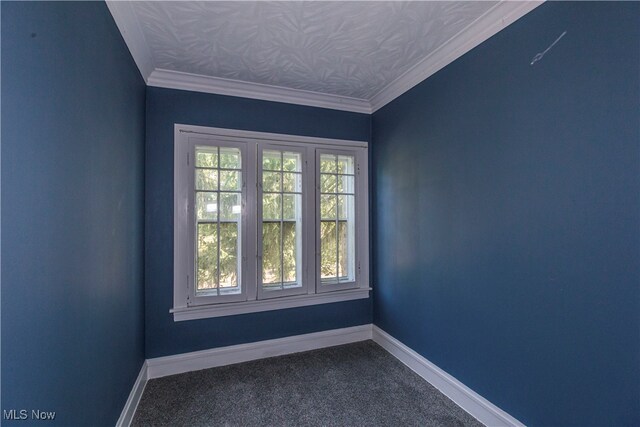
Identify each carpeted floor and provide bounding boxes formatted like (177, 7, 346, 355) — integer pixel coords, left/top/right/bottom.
(132, 340, 484, 427)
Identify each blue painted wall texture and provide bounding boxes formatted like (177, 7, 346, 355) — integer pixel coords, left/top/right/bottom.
(145, 87, 372, 358)
(1, 2, 146, 426)
(372, 2, 639, 426)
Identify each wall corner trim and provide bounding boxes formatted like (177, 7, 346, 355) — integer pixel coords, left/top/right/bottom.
(372, 326, 526, 427)
(116, 361, 148, 427)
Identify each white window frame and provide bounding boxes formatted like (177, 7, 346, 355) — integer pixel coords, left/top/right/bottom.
(315, 147, 365, 293)
(257, 143, 311, 300)
(186, 136, 249, 306)
(172, 124, 370, 321)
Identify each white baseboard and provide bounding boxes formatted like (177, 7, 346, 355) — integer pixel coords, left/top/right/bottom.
(116, 361, 148, 427)
(372, 326, 524, 427)
(119, 325, 523, 427)
(146, 324, 373, 379)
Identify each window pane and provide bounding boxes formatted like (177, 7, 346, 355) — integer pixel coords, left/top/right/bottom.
(196, 192, 218, 221)
(283, 152, 301, 172)
(283, 221, 298, 285)
(338, 195, 353, 220)
(337, 175, 354, 194)
(320, 154, 337, 173)
(320, 194, 336, 220)
(263, 171, 281, 192)
(262, 222, 282, 286)
(196, 169, 218, 191)
(263, 193, 281, 220)
(220, 170, 241, 191)
(219, 223, 239, 289)
(196, 149, 218, 168)
(337, 155, 354, 174)
(282, 194, 298, 220)
(320, 173, 337, 193)
(282, 172, 301, 193)
(320, 221, 337, 280)
(220, 147, 241, 169)
(338, 221, 354, 281)
(263, 150, 281, 171)
(220, 192, 241, 221)
(197, 224, 218, 291)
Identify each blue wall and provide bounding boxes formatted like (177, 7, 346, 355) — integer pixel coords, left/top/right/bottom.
(1, 2, 146, 425)
(145, 87, 372, 358)
(372, 2, 639, 426)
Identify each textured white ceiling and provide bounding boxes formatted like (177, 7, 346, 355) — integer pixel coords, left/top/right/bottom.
(130, 1, 498, 100)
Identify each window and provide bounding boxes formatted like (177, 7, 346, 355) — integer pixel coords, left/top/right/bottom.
(318, 152, 357, 290)
(191, 144, 246, 304)
(258, 147, 307, 299)
(173, 125, 369, 321)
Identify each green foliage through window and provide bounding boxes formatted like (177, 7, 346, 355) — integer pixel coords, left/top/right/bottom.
(320, 154, 355, 283)
(195, 146, 242, 294)
(261, 150, 302, 290)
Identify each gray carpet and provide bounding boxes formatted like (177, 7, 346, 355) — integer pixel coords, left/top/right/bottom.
(132, 340, 484, 427)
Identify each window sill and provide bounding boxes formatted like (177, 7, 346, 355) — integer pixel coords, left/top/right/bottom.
(171, 287, 371, 321)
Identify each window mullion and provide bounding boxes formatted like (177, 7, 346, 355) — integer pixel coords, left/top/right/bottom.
(280, 152, 284, 290)
(335, 194, 339, 283)
(306, 153, 315, 295)
(247, 143, 259, 302)
(216, 147, 221, 296)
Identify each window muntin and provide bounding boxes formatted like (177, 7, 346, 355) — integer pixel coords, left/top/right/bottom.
(187, 143, 246, 305)
(319, 153, 356, 286)
(258, 148, 306, 297)
(193, 145, 244, 297)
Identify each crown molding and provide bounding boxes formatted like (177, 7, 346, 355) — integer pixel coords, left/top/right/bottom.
(369, 1, 544, 113)
(108, 0, 542, 114)
(106, 0, 154, 82)
(147, 69, 372, 114)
